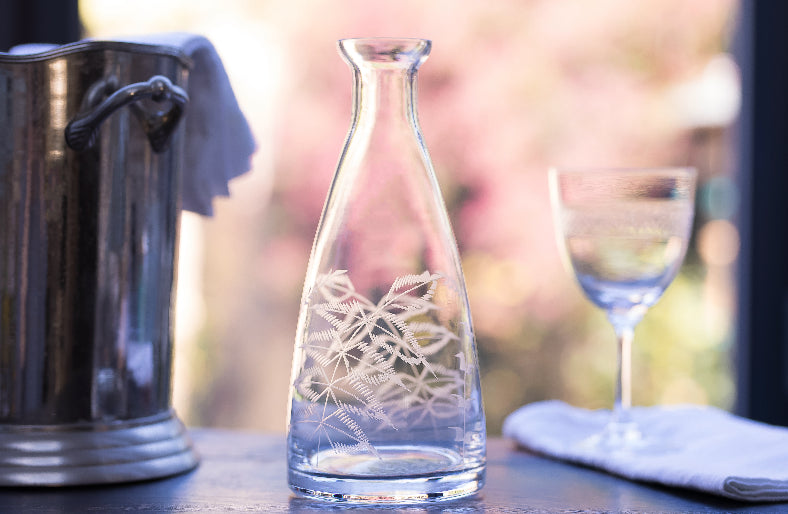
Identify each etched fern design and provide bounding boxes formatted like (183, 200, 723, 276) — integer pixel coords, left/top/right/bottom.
(291, 270, 464, 458)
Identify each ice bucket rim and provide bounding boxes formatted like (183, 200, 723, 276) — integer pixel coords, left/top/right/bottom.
(0, 40, 192, 68)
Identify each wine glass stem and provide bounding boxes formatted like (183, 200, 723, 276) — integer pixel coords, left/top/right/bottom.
(613, 324, 635, 426)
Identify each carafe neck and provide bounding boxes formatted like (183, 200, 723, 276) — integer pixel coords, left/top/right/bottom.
(354, 68, 416, 128)
(339, 38, 430, 130)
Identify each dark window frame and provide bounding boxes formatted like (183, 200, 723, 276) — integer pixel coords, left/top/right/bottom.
(0, 0, 80, 52)
(734, 0, 788, 426)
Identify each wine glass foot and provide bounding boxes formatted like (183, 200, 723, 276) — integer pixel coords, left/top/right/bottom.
(579, 421, 680, 455)
(580, 421, 642, 451)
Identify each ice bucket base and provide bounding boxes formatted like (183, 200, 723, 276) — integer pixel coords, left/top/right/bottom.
(0, 410, 199, 486)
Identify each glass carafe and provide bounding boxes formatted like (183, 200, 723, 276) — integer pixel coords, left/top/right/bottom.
(286, 38, 486, 503)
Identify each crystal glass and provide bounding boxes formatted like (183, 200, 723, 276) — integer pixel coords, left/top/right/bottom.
(549, 167, 697, 449)
(286, 38, 486, 503)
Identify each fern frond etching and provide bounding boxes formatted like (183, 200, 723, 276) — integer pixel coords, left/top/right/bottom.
(291, 270, 466, 458)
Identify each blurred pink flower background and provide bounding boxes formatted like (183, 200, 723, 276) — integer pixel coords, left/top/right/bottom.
(83, 0, 739, 433)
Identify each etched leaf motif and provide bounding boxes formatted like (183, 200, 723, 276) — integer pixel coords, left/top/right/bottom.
(292, 270, 465, 458)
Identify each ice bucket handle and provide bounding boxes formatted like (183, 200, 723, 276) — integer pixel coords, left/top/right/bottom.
(65, 75, 188, 153)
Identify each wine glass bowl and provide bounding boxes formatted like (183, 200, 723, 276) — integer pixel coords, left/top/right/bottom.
(549, 167, 697, 449)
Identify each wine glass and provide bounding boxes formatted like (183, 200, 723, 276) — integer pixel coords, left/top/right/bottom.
(548, 167, 697, 450)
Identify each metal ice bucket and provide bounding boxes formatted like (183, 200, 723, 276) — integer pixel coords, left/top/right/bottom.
(0, 41, 199, 485)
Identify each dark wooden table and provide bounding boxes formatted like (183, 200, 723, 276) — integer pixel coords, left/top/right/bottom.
(0, 429, 785, 513)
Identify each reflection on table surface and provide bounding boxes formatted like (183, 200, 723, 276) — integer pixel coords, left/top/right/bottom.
(0, 429, 784, 513)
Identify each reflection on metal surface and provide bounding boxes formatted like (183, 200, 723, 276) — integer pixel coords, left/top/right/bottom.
(0, 410, 198, 486)
(0, 41, 198, 485)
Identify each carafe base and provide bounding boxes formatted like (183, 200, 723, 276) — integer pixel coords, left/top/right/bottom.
(289, 445, 485, 503)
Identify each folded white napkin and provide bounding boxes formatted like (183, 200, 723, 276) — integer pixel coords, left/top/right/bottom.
(10, 34, 256, 216)
(503, 400, 788, 502)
